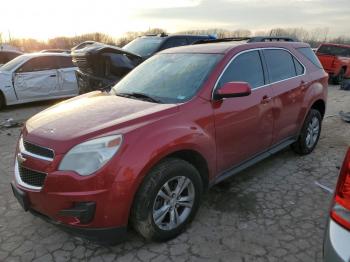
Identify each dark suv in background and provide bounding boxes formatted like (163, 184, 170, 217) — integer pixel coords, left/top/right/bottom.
(71, 34, 215, 93)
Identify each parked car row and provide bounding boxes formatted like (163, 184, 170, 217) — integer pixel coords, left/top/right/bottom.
(71, 34, 216, 93)
(0, 36, 348, 110)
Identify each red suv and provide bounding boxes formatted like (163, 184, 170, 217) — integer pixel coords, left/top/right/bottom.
(316, 43, 350, 84)
(11, 37, 328, 244)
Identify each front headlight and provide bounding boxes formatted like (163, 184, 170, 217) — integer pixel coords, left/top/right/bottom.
(59, 135, 123, 176)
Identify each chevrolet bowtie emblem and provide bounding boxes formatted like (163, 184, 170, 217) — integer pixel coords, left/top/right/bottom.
(17, 153, 27, 164)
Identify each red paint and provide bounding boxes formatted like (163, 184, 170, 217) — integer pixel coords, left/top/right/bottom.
(331, 148, 350, 230)
(316, 43, 350, 78)
(13, 41, 328, 232)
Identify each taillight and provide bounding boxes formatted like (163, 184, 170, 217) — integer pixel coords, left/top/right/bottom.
(330, 148, 350, 230)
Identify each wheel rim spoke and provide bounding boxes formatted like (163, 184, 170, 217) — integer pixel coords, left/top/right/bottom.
(154, 205, 170, 224)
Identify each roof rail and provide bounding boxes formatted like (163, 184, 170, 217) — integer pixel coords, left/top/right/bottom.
(248, 36, 298, 42)
(193, 37, 251, 44)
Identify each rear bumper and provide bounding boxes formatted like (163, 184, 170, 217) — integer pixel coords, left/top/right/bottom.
(323, 219, 350, 262)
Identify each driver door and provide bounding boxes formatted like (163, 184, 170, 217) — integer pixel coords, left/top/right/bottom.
(14, 56, 60, 100)
(213, 50, 274, 173)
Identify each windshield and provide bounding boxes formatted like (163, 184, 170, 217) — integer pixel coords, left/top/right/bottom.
(0, 55, 28, 72)
(123, 37, 164, 57)
(317, 45, 350, 57)
(112, 53, 222, 103)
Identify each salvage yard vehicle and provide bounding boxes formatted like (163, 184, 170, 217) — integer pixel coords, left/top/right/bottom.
(0, 53, 78, 109)
(11, 37, 328, 244)
(324, 147, 350, 262)
(71, 34, 215, 93)
(316, 43, 350, 84)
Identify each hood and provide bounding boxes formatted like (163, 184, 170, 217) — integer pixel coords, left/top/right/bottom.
(24, 91, 179, 153)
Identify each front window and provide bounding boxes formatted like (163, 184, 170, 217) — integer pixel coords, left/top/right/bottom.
(123, 37, 164, 57)
(112, 53, 222, 103)
(0, 55, 28, 72)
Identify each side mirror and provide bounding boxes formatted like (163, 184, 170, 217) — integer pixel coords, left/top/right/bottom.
(214, 81, 252, 100)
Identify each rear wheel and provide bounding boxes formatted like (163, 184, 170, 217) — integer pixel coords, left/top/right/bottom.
(131, 158, 203, 241)
(291, 109, 322, 155)
(331, 68, 345, 85)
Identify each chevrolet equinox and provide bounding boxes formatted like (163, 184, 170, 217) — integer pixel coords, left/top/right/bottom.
(11, 37, 328, 244)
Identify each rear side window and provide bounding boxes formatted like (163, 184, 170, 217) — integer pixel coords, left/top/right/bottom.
(218, 50, 265, 89)
(293, 57, 304, 75)
(18, 56, 59, 72)
(263, 49, 296, 83)
(59, 56, 74, 68)
(298, 47, 323, 69)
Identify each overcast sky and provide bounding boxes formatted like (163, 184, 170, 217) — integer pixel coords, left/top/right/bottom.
(0, 0, 349, 40)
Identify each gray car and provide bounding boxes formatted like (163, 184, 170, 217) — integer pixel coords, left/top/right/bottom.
(324, 147, 350, 261)
(0, 53, 78, 109)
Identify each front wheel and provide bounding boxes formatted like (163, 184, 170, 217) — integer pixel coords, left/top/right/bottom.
(291, 109, 322, 155)
(131, 158, 203, 242)
(331, 68, 345, 85)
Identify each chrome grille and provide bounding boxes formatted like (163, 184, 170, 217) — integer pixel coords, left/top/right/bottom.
(18, 165, 47, 187)
(23, 140, 54, 159)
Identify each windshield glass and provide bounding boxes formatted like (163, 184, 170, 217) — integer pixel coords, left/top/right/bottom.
(0, 55, 28, 72)
(112, 53, 222, 103)
(317, 45, 350, 57)
(123, 37, 163, 57)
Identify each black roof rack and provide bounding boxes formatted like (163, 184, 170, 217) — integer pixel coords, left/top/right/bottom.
(194, 36, 298, 45)
(194, 37, 250, 44)
(248, 36, 298, 42)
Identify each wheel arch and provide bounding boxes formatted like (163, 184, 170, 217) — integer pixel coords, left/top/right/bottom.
(0, 90, 6, 108)
(310, 99, 326, 119)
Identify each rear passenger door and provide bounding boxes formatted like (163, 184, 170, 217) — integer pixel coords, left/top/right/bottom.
(56, 56, 78, 96)
(14, 56, 60, 100)
(262, 49, 306, 144)
(213, 50, 274, 173)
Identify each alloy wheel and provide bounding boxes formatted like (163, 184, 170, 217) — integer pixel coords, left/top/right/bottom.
(153, 176, 195, 231)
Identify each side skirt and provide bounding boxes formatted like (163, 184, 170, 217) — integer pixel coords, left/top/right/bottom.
(210, 137, 297, 186)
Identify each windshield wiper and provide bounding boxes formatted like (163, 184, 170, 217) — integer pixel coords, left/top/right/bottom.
(116, 92, 162, 103)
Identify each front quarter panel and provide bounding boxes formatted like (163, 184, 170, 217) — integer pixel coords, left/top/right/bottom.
(0, 72, 17, 105)
(110, 98, 216, 223)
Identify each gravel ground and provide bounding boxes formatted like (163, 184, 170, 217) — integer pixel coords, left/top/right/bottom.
(0, 85, 349, 262)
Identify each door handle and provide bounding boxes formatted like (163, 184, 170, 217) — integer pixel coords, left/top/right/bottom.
(261, 95, 272, 104)
(49, 74, 57, 77)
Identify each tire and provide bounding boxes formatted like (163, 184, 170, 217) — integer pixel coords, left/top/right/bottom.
(291, 109, 322, 155)
(131, 158, 203, 242)
(331, 68, 345, 85)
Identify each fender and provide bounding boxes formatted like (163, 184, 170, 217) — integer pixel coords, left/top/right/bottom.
(297, 78, 327, 134)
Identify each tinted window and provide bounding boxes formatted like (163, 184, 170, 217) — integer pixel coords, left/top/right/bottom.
(0, 55, 28, 72)
(112, 53, 222, 103)
(218, 51, 265, 89)
(59, 56, 74, 68)
(264, 49, 296, 83)
(293, 57, 304, 75)
(161, 38, 188, 50)
(18, 56, 59, 72)
(298, 47, 323, 68)
(123, 37, 163, 57)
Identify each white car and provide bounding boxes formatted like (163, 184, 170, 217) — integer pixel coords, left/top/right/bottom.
(0, 53, 78, 108)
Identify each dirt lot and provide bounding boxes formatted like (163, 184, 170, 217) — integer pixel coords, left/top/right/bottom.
(0, 85, 349, 262)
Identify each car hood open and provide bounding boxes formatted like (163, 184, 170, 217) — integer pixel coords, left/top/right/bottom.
(24, 91, 178, 153)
